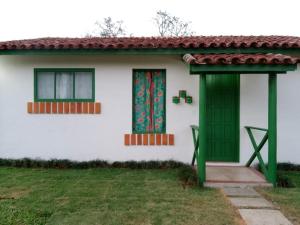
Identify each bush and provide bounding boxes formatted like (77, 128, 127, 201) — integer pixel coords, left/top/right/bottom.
(253, 163, 297, 188)
(0, 158, 187, 170)
(277, 172, 295, 188)
(255, 162, 300, 172)
(178, 165, 198, 187)
(277, 163, 300, 171)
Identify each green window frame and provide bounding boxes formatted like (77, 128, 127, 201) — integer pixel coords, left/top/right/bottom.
(34, 68, 95, 102)
(132, 69, 166, 134)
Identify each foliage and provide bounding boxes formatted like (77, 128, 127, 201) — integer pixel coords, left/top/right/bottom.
(178, 165, 198, 187)
(154, 11, 194, 37)
(277, 172, 295, 188)
(0, 168, 240, 225)
(0, 158, 187, 170)
(255, 162, 297, 187)
(277, 162, 300, 171)
(89, 17, 127, 37)
(87, 11, 195, 37)
(256, 162, 300, 172)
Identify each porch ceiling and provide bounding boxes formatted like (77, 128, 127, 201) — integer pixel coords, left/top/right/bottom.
(183, 53, 299, 74)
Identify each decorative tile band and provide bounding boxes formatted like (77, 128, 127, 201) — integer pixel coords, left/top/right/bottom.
(124, 134, 174, 146)
(27, 102, 101, 114)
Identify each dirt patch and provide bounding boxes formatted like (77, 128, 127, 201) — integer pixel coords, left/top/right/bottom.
(55, 197, 70, 206)
(0, 188, 31, 200)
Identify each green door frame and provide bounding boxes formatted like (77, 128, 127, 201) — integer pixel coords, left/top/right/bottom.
(187, 64, 297, 187)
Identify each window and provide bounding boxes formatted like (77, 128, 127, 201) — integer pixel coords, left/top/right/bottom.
(132, 69, 166, 133)
(34, 69, 95, 101)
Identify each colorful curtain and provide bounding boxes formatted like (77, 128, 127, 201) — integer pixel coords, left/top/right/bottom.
(133, 70, 166, 133)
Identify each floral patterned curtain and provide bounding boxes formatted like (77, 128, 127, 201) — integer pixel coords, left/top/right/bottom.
(133, 70, 166, 133)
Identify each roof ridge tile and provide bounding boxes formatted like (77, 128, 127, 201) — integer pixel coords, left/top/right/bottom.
(1, 36, 300, 51)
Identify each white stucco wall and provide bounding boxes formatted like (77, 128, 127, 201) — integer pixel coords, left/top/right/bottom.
(0, 55, 299, 164)
(0, 55, 199, 162)
(240, 69, 300, 164)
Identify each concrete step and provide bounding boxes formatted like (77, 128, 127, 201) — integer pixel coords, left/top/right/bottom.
(228, 197, 277, 210)
(220, 186, 292, 225)
(205, 182, 272, 188)
(238, 209, 293, 225)
(222, 187, 261, 198)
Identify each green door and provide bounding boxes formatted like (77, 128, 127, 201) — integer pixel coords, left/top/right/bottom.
(206, 74, 239, 162)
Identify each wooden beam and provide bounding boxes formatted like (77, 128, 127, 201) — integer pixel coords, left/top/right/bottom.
(268, 73, 277, 186)
(198, 74, 207, 186)
(189, 64, 297, 74)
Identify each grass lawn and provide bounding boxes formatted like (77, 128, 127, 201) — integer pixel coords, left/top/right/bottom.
(258, 171, 300, 225)
(0, 167, 242, 225)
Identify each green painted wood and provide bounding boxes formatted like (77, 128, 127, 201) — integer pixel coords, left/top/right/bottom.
(268, 73, 277, 186)
(189, 64, 297, 74)
(190, 125, 199, 131)
(245, 127, 269, 178)
(191, 126, 199, 166)
(198, 74, 207, 186)
(34, 68, 95, 102)
(244, 126, 268, 132)
(206, 74, 240, 162)
(245, 127, 269, 168)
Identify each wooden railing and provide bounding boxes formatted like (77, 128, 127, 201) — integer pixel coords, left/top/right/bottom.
(191, 125, 269, 183)
(191, 125, 199, 166)
(244, 126, 269, 179)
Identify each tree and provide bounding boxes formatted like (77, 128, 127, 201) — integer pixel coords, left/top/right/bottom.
(90, 17, 127, 37)
(154, 11, 194, 37)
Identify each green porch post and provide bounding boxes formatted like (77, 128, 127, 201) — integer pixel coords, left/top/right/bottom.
(268, 73, 277, 186)
(198, 74, 207, 186)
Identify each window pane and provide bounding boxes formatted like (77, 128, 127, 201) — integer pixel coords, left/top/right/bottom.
(56, 72, 73, 99)
(37, 72, 55, 99)
(75, 72, 93, 99)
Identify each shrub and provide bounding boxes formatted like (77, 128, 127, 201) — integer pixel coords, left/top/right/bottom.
(252, 163, 297, 188)
(0, 158, 188, 170)
(256, 162, 300, 172)
(277, 163, 300, 171)
(277, 172, 295, 188)
(178, 165, 198, 187)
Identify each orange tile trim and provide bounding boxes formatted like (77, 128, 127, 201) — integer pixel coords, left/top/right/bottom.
(27, 102, 33, 113)
(124, 134, 174, 146)
(137, 134, 142, 145)
(27, 102, 101, 114)
(149, 134, 155, 145)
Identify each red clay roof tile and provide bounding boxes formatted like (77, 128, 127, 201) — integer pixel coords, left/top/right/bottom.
(1, 36, 300, 51)
(183, 53, 300, 65)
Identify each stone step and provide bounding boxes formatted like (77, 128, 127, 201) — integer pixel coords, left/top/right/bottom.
(222, 187, 261, 197)
(228, 197, 277, 210)
(205, 182, 272, 188)
(238, 209, 293, 225)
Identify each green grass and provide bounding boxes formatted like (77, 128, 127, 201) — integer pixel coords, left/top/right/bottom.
(0, 168, 241, 225)
(258, 171, 300, 225)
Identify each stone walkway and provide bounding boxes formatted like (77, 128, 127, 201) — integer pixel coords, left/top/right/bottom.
(222, 187, 293, 225)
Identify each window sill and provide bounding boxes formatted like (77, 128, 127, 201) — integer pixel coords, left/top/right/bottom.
(27, 102, 101, 114)
(124, 133, 174, 146)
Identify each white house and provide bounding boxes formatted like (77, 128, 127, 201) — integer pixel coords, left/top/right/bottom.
(0, 36, 299, 185)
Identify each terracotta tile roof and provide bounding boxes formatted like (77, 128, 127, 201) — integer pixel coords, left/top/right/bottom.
(1, 36, 300, 50)
(183, 53, 300, 65)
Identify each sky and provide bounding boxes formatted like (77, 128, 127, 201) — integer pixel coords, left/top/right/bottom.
(0, 0, 300, 41)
